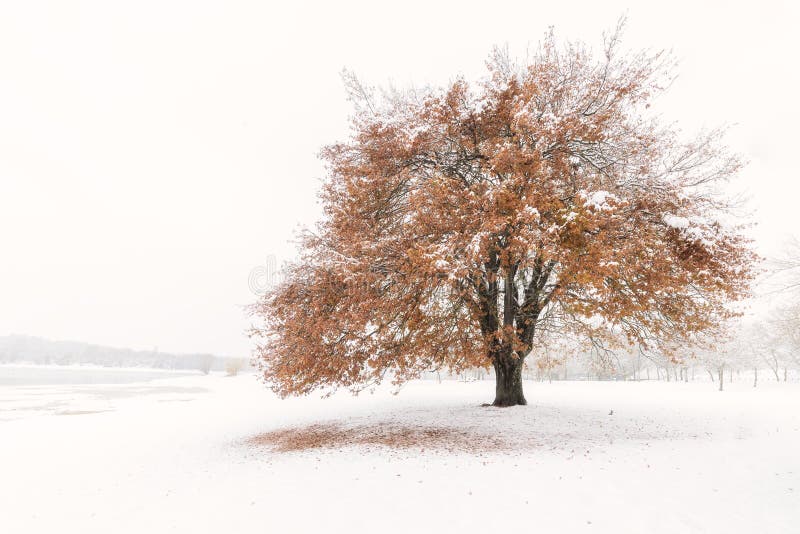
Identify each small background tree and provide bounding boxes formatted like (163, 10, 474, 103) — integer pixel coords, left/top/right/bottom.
(225, 358, 246, 377)
(197, 354, 214, 375)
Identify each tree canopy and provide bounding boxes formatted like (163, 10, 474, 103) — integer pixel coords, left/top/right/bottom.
(252, 25, 757, 406)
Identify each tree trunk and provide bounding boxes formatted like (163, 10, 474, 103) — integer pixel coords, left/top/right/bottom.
(718, 368, 724, 392)
(784, 367, 788, 382)
(753, 367, 757, 388)
(492, 355, 527, 407)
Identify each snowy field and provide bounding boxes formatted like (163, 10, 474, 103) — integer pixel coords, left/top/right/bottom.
(1, 367, 798, 534)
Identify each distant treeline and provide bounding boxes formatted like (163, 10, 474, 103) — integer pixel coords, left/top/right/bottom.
(0, 335, 247, 374)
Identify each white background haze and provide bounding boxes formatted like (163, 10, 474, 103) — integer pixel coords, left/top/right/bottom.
(0, 0, 797, 356)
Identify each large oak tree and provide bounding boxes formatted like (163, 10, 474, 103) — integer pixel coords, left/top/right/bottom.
(252, 26, 756, 406)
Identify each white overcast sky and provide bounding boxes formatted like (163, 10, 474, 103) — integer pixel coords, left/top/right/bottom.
(0, 0, 797, 356)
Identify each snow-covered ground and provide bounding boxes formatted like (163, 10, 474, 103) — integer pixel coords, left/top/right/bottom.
(1, 370, 798, 533)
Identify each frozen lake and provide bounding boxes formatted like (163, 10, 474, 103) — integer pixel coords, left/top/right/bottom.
(0, 365, 206, 422)
(0, 364, 194, 386)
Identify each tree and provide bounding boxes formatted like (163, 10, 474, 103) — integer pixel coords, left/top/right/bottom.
(252, 23, 756, 406)
(749, 321, 782, 382)
(765, 304, 800, 378)
(198, 354, 214, 375)
(225, 358, 246, 376)
(696, 320, 761, 391)
(765, 236, 800, 295)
